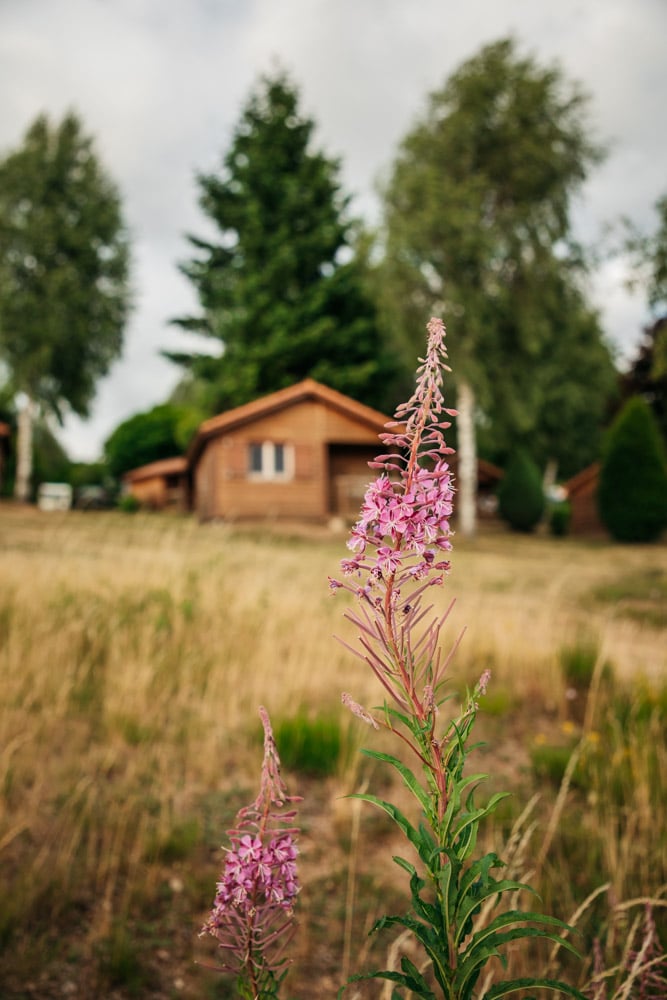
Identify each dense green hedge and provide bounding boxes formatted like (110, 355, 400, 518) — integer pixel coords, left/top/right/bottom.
(597, 396, 667, 542)
(497, 449, 545, 532)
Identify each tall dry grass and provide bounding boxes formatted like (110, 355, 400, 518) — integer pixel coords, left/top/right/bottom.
(0, 506, 665, 997)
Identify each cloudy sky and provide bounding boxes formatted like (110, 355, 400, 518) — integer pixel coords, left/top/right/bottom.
(1, 0, 665, 461)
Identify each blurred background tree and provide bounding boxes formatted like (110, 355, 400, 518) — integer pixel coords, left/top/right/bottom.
(377, 38, 614, 533)
(104, 403, 195, 480)
(0, 111, 131, 501)
(169, 71, 399, 416)
(622, 194, 667, 442)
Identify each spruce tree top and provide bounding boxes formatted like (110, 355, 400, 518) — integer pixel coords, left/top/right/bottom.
(172, 72, 398, 413)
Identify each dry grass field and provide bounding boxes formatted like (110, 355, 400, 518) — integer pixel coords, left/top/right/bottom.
(0, 505, 665, 998)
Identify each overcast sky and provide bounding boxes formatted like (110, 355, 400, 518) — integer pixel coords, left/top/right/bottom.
(1, 0, 665, 461)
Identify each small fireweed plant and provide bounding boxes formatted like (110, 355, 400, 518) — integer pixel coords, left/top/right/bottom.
(330, 318, 585, 1000)
(200, 706, 301, 999)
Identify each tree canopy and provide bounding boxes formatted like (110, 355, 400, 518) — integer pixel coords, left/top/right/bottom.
(170, 72, 399, 415)
(622, 194, 667, 442)
(378, 38, 613, 527)
(627, 193, 667, 320)
(104, 403, 194, 479)
(0, 111, 131, 499)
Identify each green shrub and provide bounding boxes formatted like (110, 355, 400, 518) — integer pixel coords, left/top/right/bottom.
(497, 449, 545, 532)
(549, 499, 571, 536)
(118, 493, 140, 513)
(559, 639, 606, 691)
(146, 818, 201, 863)
(274, 711, 349, 778)
(597, 396, 667, 542)
(98, 923, 149, 994)
(530, 741, 577, 786)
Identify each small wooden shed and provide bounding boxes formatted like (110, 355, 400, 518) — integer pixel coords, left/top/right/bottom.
(564, 462, 606, 536)
(123, 456, 189, 511)
(187, 379, 390, 522)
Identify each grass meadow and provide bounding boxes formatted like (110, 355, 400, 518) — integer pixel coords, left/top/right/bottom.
(0, 505, 665, 998)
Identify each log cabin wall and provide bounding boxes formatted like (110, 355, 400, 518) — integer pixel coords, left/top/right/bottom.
(128, 475, 167, 509)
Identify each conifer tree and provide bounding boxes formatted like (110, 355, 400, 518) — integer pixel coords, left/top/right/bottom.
(170, 72, 398, 414)
(597, 396, 667, 542)
(497, 448, 545, 532)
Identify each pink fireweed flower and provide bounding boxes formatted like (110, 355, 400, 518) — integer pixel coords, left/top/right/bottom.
(201, 707, 301, 991)
(332, 318, 466, 821)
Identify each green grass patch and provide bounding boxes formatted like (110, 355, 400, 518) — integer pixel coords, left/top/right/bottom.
(590, 567, 667, 627)
(145, 818, 201, 863)
(274, 710, 351, 778)
(529, 740, 578, 786)
(559, 639, 601, 690)
(98, 922, 152, 995)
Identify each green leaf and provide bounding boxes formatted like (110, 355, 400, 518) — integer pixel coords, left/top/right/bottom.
(434, 847, 462, 933)
(392, 854, 418, 877)
(360, 748, 432, 815)
(400, 955, 438, 996)
(349, 793, 426, 857)
(455, 878, 537, 946)
(408, 871, 440, 927)
(457, 852, 504, 901)
(456, 910, 580, 988)
(371, 912, 438, 954)
(469, 909, 579, 947)
(483, 976, 588, 999)
(338, 968, 437, 999)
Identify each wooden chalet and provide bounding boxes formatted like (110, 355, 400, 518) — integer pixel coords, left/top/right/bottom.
(121, 381, 507, 523)
(187, 379, 389, 522)
(123, 456, 189, 511)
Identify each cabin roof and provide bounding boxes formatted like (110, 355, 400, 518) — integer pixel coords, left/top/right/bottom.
(123, 456, 188, 483)
(564, 462, 601, 498)
(188, 378, 391, 463)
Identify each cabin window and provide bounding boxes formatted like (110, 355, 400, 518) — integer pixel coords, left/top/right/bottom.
(247, 441, 293, 481)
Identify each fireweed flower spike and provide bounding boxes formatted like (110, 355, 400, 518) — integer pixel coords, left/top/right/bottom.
(334, 318, 586, 1000)
(330, 317, 462, 824)
(201, 707, 301, 999)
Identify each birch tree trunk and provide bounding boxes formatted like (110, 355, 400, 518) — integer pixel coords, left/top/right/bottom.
(14, 394, 35, 502)
(456, 378, 477, 537)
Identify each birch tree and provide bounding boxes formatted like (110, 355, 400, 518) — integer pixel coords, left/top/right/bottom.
(0, 112, 131, 500)
(379, 38, 605, 533)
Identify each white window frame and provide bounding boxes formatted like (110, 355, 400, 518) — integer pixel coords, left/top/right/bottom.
(247, 441, 294, 482)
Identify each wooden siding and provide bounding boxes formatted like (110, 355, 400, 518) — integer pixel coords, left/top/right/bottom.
(124, 457, 189, 511)
(328, 443, 376, 517)
(129, 476, 167, 509)
(566, 463, 606, 536)
(127, 473, 186, 511)
(194, 441, 219, 520)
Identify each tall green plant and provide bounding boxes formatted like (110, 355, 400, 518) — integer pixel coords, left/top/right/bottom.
(597, 396, 667, 542)
(331, 319, 583, 998)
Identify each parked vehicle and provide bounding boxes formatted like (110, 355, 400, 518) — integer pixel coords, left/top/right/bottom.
(37, 482, 72, 511)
